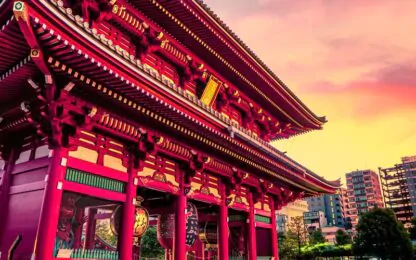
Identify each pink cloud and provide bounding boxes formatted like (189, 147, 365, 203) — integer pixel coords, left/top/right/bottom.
(323, 82, 415, 118)
(371, 61, 416, 86)
(204, 0, 416, 179)
(303, 60, 416, 118)
(205, 0, 416, 88)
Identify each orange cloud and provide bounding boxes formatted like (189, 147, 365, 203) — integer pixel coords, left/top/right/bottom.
(303, 65, 416, 120)
(205, 0, 416, 181)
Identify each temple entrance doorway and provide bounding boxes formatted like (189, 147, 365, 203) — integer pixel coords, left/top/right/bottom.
(228, 209, 249, 260)
(191, 200, 220, 260)
(137, 188, 174, 260)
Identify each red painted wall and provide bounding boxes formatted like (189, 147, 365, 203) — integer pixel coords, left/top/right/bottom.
(256, 228, 272, 257)
(0, 158, 49, 260)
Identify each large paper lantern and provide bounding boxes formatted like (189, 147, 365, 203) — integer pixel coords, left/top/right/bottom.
(110, 206, 121, 235)
(199, 222, 217, 245)
(157, 214, 174, 249)
(110, 206, 149, 237)
(185, 202, 199, 248)
(157, 202, 199, 250)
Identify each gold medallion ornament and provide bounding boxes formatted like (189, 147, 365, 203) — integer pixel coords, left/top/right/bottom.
(133, 207, 149, 237)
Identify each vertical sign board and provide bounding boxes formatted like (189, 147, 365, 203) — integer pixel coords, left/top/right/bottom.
(200, 75, 222, 107)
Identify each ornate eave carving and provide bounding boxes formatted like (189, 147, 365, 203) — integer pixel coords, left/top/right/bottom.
(17, 0, 338, 193)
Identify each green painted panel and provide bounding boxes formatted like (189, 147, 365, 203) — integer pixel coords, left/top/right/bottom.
(65, 168, 125, 193)
(229, 215, 246, 222)
(255, 214, 271, 224)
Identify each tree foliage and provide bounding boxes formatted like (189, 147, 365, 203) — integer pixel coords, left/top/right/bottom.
(409, 217, 416, 240)
(140, 227, 164, 258)
(310, 229, 326, 245)
(344, 217, 353, 230)
(335, 229, 351, 245)
(302, 243, 353, 258)
(95, 220, 117, 247)
(278, 231, 299, 260)
(287, 216, 308, 248)
(353, 207, 413, 259)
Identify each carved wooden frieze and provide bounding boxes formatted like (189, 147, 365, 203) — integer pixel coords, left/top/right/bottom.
(187, 171, 221, 205)
(136, 154, 179, 194)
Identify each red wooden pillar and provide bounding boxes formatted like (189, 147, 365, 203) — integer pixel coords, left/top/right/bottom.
(73, 208, 84, 249)
(34, 148, 67, 260)
(0, 148, 16, 246)
(174, 178, 187, 260)
(85, 208, 97, 249)
(119, 159, 138, 260)
(247, 193, 257, 260)
(218, 183, 229, 260)
(270, 201, 279, 260)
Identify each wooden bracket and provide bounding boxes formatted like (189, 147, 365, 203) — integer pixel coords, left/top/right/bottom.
(13, 2, 51, 75)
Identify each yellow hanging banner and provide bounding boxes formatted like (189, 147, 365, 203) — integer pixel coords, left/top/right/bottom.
(200, 75, 222, 107)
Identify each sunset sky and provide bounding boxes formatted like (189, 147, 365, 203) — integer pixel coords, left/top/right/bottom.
(205, 0, 416, 183)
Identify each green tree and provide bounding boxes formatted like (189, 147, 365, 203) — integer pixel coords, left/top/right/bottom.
(344, 217, 353, 230)
(287, 216, 308, 256)
(353, 207, 413, 259)
(310, 228, 326, 245)
(278, 231, 299, 260)
(302, 243, 353, 258)
(409, 217, 416, 240)
(95, 220, 117, 247)
(140, 227, 164, 258)
(335, 229, 351, 245)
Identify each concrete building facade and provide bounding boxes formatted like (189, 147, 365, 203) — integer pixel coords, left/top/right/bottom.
(380, 155, 416, 226)
(305, 189, 346, 228)
(346, 169, 384, 227)
(403, 156, 416, 216)
(303, 210, 327, 232)
(276, 200, 309, 233)
(321, 226, 345, 244)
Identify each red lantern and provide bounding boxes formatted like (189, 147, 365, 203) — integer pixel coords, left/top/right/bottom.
(157, 214, 175, 249)
(157, 202, 198, 251)
(199, 221, 217, 245)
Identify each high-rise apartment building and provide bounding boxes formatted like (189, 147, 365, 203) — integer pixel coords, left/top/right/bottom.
(380, 155, 416, 226)
(305, 189, 346, 228)
(346, 170, 384, 226)
(303, 211, 327, 232)
(403, 156, 416, 215)
(340, 188, 353, 229)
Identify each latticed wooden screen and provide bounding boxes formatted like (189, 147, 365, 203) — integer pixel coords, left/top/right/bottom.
(65, 168, 125, 193)
(254, 215, 271, 224)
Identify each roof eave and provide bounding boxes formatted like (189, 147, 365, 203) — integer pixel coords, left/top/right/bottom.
(192, 0, 326, 127)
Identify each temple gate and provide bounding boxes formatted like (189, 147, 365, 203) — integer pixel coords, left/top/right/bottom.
(0, 0, 340, 259)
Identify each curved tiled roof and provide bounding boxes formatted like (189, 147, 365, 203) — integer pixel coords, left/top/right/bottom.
(194, 0, 327, 124)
